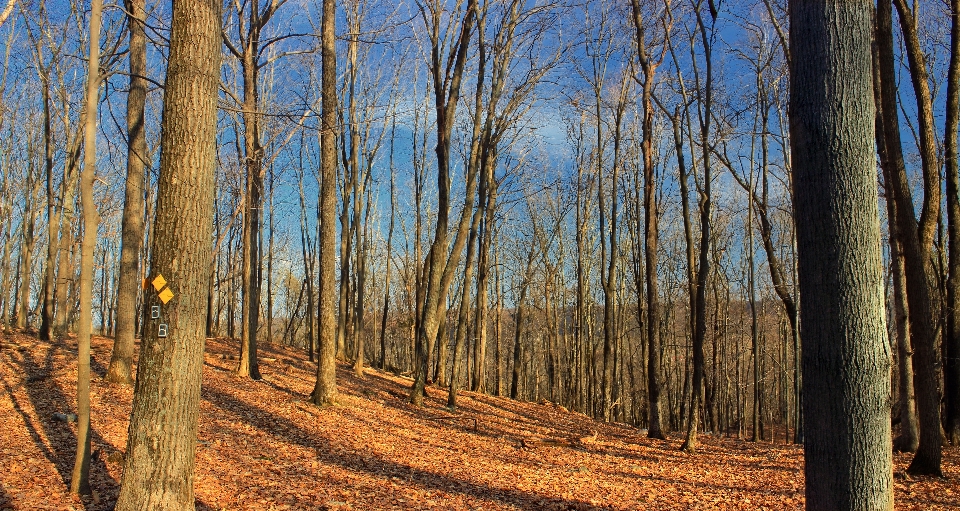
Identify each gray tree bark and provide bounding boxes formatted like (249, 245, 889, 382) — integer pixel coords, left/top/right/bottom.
(790, 1, 893, 508)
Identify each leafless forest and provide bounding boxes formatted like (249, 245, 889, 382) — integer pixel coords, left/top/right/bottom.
(0, 0, 959, 506)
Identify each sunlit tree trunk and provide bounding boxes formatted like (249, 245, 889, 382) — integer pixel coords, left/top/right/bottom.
(876, 0, 942, 476)
(70, 0, 101, 494)
(107, 0, 148, 385)
(115, 0, 221, 506)
(311, 0, 339, 407)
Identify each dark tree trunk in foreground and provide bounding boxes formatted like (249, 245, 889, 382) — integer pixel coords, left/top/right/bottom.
(114, 0, 221, 506)
(790, 1, 893, 508)
(70, 0, 102, 494)
(310, 0, 339, 407)
(106, 0, 148, 386)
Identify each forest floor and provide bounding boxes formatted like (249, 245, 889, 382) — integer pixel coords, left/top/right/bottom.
(1, 330, 958, 510)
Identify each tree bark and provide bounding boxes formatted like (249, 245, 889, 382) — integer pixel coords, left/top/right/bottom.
(790, 1, 893, 508)
(114, 0, 221, 506)
(942, 0, 960, 447)
(310, 0, 339, 407)
(631, 0, 666, 439)
(875, 0, 942, 476)
(107, 0, 148, 385)
(70, 0, 101, 494)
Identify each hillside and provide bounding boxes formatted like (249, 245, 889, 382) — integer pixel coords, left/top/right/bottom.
(1, 330, 957, 510)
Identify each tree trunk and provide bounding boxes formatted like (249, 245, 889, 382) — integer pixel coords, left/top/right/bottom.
(873, 37, 919, 453)
(876, 0, 942, 476)
(942, 0, 960, 447)
(15, 141, 37, 331)
(114, 0, 221, 506)
(448, 188, 483, 408)
(70, 0, 101, 494)
(682, 2, 716, 453)
(236, 18, 263, 380)
(310, 0, 339, 407)
(107, 0, 147, 385)
(631, 0, 665, 439)
(38, 74, 56, 341)
(410, 0, 479, 405)
(791, 1, 894, 508)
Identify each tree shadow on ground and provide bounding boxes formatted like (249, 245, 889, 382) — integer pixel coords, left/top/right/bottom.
(0, 481, 10, 510)
(201, 385, 608, 510)
(3, 334, 120, 510)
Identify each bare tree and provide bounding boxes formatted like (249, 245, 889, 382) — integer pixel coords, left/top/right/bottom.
(70, 0, 102, 494)
(630, 0, 669, 439)
(310, 0, 339, 407)
(682, 0, 718, 453)
(222, 0, 295, 380)
(876, 0, 942, 476)
(409, 0, 479, 405)
(106, 0, 148, 386)
(792, 0, 893, 507)
(115, 0, 222, 505)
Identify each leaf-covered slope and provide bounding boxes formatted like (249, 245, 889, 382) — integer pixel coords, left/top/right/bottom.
(1, 331, 956, 510)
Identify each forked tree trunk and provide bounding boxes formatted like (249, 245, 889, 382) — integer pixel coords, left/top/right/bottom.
(877, 0, 942, 476)
(114, 0, 221, 506)
(791, 1, 893, 508)
(630, 0, 666, 439)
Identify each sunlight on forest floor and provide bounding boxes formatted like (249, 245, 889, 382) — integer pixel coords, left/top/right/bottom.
(1, 330, 957, 510)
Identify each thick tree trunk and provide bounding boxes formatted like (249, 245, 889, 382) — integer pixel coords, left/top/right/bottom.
(790, 1, 894, 508)
(310, 0, 339, 407)
(107, 0, 147, 385)
(114, 0, 221, 506)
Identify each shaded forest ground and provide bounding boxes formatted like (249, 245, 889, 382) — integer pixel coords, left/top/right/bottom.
(0, 330, 957, 510)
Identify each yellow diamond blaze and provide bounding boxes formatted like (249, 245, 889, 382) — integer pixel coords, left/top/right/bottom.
(152, 274, 168, 292)
(158, 288, 174, 304)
